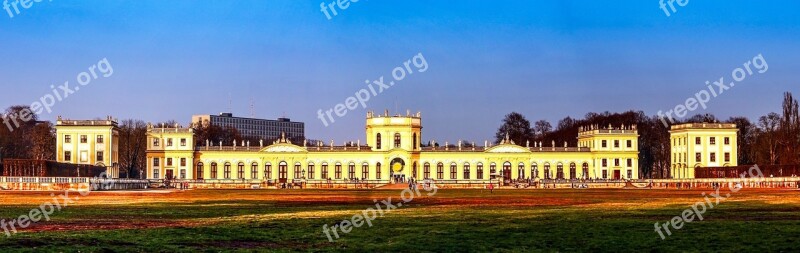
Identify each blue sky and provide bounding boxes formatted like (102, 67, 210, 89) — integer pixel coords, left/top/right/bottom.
(1, 0, 798, 142)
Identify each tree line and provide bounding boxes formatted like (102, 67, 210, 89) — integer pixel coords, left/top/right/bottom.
(494, 92, 800, 178)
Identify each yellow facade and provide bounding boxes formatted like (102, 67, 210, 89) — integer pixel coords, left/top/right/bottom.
(55, 116, 120, 177)
(669, 123, 738, 179)
(146, 111, 640, 183)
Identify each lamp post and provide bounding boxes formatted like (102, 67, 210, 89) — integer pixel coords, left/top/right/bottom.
(301, 169, 306, 189)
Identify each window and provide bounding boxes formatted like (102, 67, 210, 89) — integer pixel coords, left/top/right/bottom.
(362, 163, 369, 179)
(210, 163, 218, 179)
(279, 162, 287, 179)
(476, 163, 483, 179)
(602, 140, 607, 148)
(569, 163, 576, 179)
(152, 138, 159, 147)
(321, 163, 328, 179)
(394, 133, 401, 148)
(224, 163, 231, 179)
(696, 152, 702, 162)
(614, 140, 619, 148)
(437, 163, 444, 180)
(167, 138, 173, 147)
(614, 159, 620, 167)
(710, 137, 716, 145)
(627, 159, 633, 167)
(96, 151, 104, 162)
(153, 157, 160, 166)
(264, 163, 272, 179)
(412, 162, 418, 179)
(556, 164, 564, 179)
(376, 163, 381, 179)
(181, 138, 187, 146)
(725, 152, 731, 162)
(97, 135, 104, 144)
(80, 135, 87, 143)
(348, 163, 356, 179)
(413, 133, 417, 149)
(464, 163, 471, 179)
(196, 162, 204, 180)
(627, 170, 633, 179)
(544, 163, 551, 179)
(519, 163, 526, 179)
(602, 170, 608, 179)
(450, 163, 457, 179)
(490, 163, 497, 177)
(307, 163, 315, 179)
(627, 140, 632, 148)
(251, 163, 258, 179)
(531, 164, 538, 179)
(180, 158, 186, 167)
(710, 152, 716, 163)
(238, 163, 245, 179)
(602, 159, 608, 167)
(295, 163, 302, 179)
(154, 169, 160, 179)
(167, 158, 173, 166)
(335, 163, 342, 179)
(582, 163, 589, 179)
(695, 137, 701, 145)
(64, 151, 72, 161)
(376, 133, 382, 149)
(424, 163, 431, 179)
(65, 135, 72, 144)
(724, 137, 730, 145)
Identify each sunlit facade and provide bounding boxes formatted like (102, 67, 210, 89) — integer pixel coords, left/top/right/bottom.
(146, 111, 641, 183)
(670, 123, 738, 179)
(55, 116, 120, 177)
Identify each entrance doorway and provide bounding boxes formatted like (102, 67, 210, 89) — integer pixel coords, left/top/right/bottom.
(166, 169, 174, 180)
(613, 170, 621, 180)
(390, 158, 405, 183)
(278, 161, 288, 183)
(502, 162, 512, 186)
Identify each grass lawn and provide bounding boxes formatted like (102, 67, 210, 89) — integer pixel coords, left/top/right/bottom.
(0, 188, 799, 252)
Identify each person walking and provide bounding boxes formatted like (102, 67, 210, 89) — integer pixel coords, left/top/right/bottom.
(488, 182, 494, 193)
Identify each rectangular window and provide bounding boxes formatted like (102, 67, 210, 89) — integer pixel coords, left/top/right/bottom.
(180, 158, 186, 167)
(80, 135, 88, 143)
(181, 138, 187, 146)
(321, 164, 328, 179)
(627, 159, 632, 167)
(725, 152, 731, 162)
(627, 140, 632, 148)
(64, 151, 72, 161)
(627, 170, 633, 179)
(450, 164, 457, 179)
(601, 140, 607, 148)
(307, 165, 314, 180)
(335, 165, 342, 179)
(153, 138, 160, 147)
(65, 135, 72, 144)
(602, 170, 608, 179)
(695, 137, 701, 145)
(724, 137, 730, 145)
(362, 164, 369, 179)
(710, 137, 716, 145)
(614, 140, 619, 148)
(96, 151, 104, 162)
(476, 164, 483, 180)
(97, 135, 104, 144)
(376, 163, 381, 179)
(252, 164, 259, 179)
(180, 169, 186, 179)
(696, 152, 702, 162)
(167, 138, 173, 147)
(167, 158, 173, 166)
(614, 159, 620, 167)
(153, 158, 160, 167)
(153, 169, 160, 179)
(602, 159, 608, 167)
(710, 152, 716, 163)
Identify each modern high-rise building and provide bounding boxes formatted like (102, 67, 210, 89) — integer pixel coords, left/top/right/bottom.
(191, 113, 305, 142)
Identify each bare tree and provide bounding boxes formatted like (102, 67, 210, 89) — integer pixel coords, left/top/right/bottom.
(118, 119, 148, 178)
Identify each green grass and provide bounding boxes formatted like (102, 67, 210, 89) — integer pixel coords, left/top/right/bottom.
(0, 189, 798, 252)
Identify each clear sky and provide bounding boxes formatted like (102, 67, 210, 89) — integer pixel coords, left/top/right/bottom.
(1, 0, 798, 143)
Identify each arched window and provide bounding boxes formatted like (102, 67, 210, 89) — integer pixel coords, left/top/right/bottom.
(463, 163, 471, 179)
(308, 163, 315, 179)
(376, 162, 382, 179)
(557, 163, 564, 179)
(196, 162, 204, 180)
(294, 162, 302, 179)
(376, 133, 382, 150)
(224, 162, 232, 179)
(437, 163, 444, 179)
(412, 162, 417, 179)
(237, 162, 245, 179)
(278, 161, 288, 180)
(251, 162, 258, 179)
(569, 163, 577, 179)
(394, 133, 401, 148)
(423, 163, 431, 179)
(264, 162, 271, 179)
(321, 162, 329, 179)
(531, 163, 538, 179)
(413, 133, 417, 149)
(450, 163, 457, 179)
(490, 163, 497, 179)
(362, 163, 369, 179)
(582, 163, 589, 179)
(348, 162, 356, 179)
(477, 163, 484, 180)
(211, 162, 218, 179)
(544, 163, 551, 179)
(518, 163, 525, 179)
(335, 163, 342, 179)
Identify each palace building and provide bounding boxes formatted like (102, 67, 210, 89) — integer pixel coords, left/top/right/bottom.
(145, 111, 641, 184)
(669, 123, 738, 179)
(55, 116, 120, 178)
